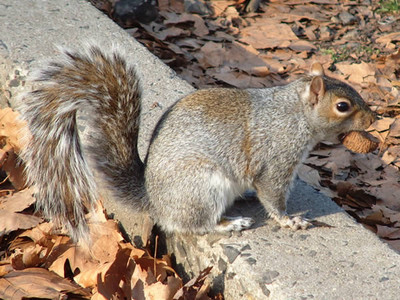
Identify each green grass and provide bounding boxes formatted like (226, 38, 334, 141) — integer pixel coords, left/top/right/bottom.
(320, 46, 380, 64)
(376, 0, 400, 14)
(320, 48, 351, 64)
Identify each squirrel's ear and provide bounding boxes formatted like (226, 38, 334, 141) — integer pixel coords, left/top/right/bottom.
(310, 62, 325, 76)
(309, 76, 325, 106)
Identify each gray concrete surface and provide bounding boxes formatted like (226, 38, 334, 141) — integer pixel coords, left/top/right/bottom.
(1, 1, 400, 299)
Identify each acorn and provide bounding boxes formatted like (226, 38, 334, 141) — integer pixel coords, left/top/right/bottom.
(341, 131, 379, 153)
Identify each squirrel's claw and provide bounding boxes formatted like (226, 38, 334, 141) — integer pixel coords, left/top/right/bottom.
(273, 214, 311, 230)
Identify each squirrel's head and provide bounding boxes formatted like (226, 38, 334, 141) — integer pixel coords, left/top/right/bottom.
(303, 62, 376, 142)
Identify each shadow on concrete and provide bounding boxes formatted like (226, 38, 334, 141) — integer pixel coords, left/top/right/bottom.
(224, 178, 343, 230)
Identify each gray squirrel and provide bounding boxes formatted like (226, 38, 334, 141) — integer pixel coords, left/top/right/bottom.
(19, 45, 376, 241)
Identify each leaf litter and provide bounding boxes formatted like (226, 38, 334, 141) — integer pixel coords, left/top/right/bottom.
(2, 0, 400, 298)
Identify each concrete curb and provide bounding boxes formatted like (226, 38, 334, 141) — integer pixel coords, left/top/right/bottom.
(1, 1, 400, 299)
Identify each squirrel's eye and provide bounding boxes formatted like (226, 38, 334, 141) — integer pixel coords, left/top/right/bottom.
(336, 102, 350, 112)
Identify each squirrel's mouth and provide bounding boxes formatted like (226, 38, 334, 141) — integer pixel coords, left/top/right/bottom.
(338, 132, 350, 143)
(338, 130, 362, 142)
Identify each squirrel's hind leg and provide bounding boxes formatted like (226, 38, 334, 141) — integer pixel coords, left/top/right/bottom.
(147, 160, 252, 233)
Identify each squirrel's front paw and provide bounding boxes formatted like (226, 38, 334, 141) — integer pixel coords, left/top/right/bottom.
(215, 216, 255, 232)
(273, 214, 311, 230)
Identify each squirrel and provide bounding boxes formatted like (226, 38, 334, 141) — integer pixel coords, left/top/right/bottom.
(18, 45, 376, 241)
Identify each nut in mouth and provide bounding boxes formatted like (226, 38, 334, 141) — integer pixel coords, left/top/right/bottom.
(340, 131, 379, 153)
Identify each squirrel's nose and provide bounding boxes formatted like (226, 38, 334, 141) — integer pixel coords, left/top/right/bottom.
(366, 112, 377, 128)
(371, 111, 377, 124)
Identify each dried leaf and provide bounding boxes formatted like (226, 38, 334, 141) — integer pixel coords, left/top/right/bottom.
(389, 118, 400, 137)
(376, 32, 400, 45)
(211, 69, 267, 88)
(144, 276, 182, 300)
(0, 268, 91, 299)
(95, 246, 134, 299)
(288, 40, 317, 52)
(163, 12, 209, 37)
(240, 21, 298, 49)
(0, 189, 35, 213)
(336, 61, 375, 84)
(195, 41, 225, 68)
(0, 108, 27, 152)
(297, 164, 322, 188)
(173, 266, 212, 300)
(377, 225, 400, 239)
(0, 210, 42, 237)
(370, 117, 395, 132)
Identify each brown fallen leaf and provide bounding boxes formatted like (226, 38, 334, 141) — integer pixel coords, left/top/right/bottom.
(335, 61, 376, 85)
(0, 108, 28, 190)
(48, 241, 100, 287)
(381, 147, 400, 165)
(368, 177, 400, 211)
(388, 118, 400, 137)
(10, 222, 56, 251)
(359, 210, 390, 227)
(0, 264, 13, 277)
(0, 108, 27, 153)
(309, 146, 354, 171)
(145, 276, 182, 300)
(156, 27, 191, 40)
(240, 21, 298, 49)
(297, 164, 322, 189)
(385, 239, 400, 251)
(370, 117, 396, 132)
(288, 40, 317, 52)
(10, 243, 46, 270)
(158, 0, 185, 13)
(131, 257, 182, 300)
(94, 245, 134, 299)
(48, 220, 132, 288)
(173, 266, 213, 300)
(376, 225, 400, 239)
(0, 188, 35, 213)
(0, 268, 91, 299)
(5, 225, 58, 273)
(162, 12, 209, 37)
(0, 210, 42, 237)
(211, 69, 268, 88)
(195, 41, 225, 68)
(0, 145, 26, 190)
(210, 0, 236, 16)
(376, 32, 400, 45)
(336, 181, 377, 209)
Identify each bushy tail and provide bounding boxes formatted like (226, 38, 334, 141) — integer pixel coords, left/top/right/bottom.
(19, 45, 145, 241)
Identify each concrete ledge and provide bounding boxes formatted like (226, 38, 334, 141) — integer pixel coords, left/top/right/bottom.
(2, 1, 400, 299)
(167, 180, 400, 298)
